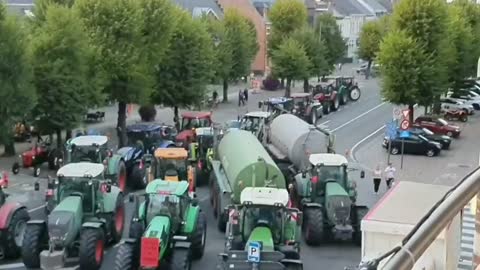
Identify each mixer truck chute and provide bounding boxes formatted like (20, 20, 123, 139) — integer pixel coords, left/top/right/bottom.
(209, 130, 286, 232)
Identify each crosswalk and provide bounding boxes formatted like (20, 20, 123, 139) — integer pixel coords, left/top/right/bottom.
(459, 206, 474, 270)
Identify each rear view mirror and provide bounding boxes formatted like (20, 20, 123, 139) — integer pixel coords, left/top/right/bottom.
(34, 182, 40, 191)
(360, 170, 365, 178)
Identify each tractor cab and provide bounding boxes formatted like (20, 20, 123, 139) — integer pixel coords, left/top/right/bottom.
(126, 123, 177, 153)
(175, 111, 212, 148)
(291, 93, 312, 115)
(239, 111, 271, 133)
(66, 135, 111, 164)
(153, 148, 196, 190)
(308, 154, 350, 194)
(258, 97, 293, 113)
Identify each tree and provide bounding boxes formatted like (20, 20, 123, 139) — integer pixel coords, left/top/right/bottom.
(75, 0, 174, 146)
(271, 37, 310, 97)
(29, 4, 98, 147)
(152, 9, 215, 120)
(268, 0, 307, 53)
(377, 31, 436, 123)
(358, 19, 385, 79)
(31, 0, 75, 25)
(315, 13, 346, 76)
(0, 9, 36, 155)
(291, 26, 328, 92)
(216, 9, 258, 102)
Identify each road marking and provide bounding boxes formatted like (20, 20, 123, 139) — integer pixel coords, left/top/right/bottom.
(321, 120, 331, 125)
(331, 102, 386, 132)
(28, 204, 46, 213)
(0, 263, 24, 269)
(349, 125, 386, 167)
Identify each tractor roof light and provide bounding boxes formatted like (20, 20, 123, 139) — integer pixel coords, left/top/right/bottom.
(311, 176, 319, 184)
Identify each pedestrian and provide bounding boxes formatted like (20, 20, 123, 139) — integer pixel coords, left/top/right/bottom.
(238, 89, 245, 107)
(384, 162, 396, 189)
(212, 90, 218, 107)
(373, 164, 382, 194)
(243, 88, 249, 102)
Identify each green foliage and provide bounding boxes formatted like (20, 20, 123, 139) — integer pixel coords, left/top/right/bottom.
(152, 10, 215, 108)
(291, 26, 328, 78)
(32, 0, 75, 25)
(271, 37, 310, 96)
(377, 31, 436, 106)
(29, 4, 96, 133)
(358, 20, 384, 62)
(268, 0, 307, 53)
(0, 12, 35, 146)
(202, 17, 232, 83)
(315, 13, 346, 74)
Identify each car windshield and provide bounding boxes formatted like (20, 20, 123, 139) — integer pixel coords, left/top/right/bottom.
(146, 193, 180, 224)
(181, 117, 210, 130)
(422, 128, 434, 135)
(316, 165, 347, 187)
(58, 178, 94, 212)
(438, 119, 448, 125)
(160, 158, 186, 175)
(242, 206, 283, 244)
(71, 145, 101, 163)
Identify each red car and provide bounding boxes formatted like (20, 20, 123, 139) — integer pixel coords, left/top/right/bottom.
(414, 115, 461, 138)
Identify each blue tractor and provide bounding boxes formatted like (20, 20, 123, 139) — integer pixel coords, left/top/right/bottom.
(117, 124, 177, 189)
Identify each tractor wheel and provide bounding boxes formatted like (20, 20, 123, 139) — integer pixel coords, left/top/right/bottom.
(4, 208, 29, 259)
(110, 193, 125, 244)
(340, 93, 348, 105)
(170, 247, 192, 270)
(22, 223, 47, 268)
(79, 228, 105, 270)
(352, 207, 369, 246)
(12, 162, 20, 175)
(322, 103, 330, 115)
(303, 208, 324, 246)
(33, 166, 40, 177)
(216, 196, 226, 232)
(116, 161, 127, 192)
(113, 242, 138, 270)
(349, 87, 361, 101)
(331, 96, 340, 111)
(47, 149, 62, 170)
(191, 211, 207, 259)
(130, 163, 147, 190)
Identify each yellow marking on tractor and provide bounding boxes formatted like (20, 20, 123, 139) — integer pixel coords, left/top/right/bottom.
(154, 148, 188, 160)
(165, 175, 179, 182)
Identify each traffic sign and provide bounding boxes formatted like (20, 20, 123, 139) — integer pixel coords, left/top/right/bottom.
(402, 109, 410, 119)
(248, 242, 261, 263)
(393, 108, 402, 119)
(400, 119, 410, 130)
(399, 131, 410, 138)
(385, 121, 397, 139)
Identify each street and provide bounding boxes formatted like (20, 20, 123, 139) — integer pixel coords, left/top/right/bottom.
(0, 66, 476, 270)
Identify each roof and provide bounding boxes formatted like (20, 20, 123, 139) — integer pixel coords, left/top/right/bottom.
(70, 135, 108, 146)
(266, 97, 292, 105)
(172, 0, 224, 19)
(375, 0, 394, 12)
(154, 148, 188, 159)
(244, 111, 271, 118)
(194, 127, 214, 136)
(126, 123, 163, 132)
(332, 0, 374, 16)
(240, 187, 289, 206)
(57, 162, 105, 178)
(309, 153, 348, 166)
(145, 179, 189, 196)
(181, 111, 212, 119)
(361, 0, 387, 13)
(291, 93, 311, 98)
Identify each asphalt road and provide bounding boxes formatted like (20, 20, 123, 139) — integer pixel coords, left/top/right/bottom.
(0, 68, 396, 270)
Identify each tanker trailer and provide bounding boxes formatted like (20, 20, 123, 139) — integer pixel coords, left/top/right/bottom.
(209, 130, 286, 232)
(265, 114, 368, 246)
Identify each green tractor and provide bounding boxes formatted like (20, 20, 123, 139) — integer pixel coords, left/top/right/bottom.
(65, 135, 127, 191)
(290, 153, 368, 246)
(188, 126, 218, 186)
(321, 76, 361, 104)
(22, 162, 125, 269)
(114, 179, 206, 270)
(218, 187, 303, 270)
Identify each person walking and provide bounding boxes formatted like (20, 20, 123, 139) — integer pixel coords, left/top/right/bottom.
(243, 88, 249, 102)
(238, 89, 245, 106)
(384, 163, 396, 189)
(373, 164, 382, 194)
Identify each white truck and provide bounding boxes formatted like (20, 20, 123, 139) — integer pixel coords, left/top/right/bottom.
(361, 181, 461, 270)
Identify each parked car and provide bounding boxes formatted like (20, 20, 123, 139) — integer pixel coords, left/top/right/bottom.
(447, 91, 480, 110)
(414, 115, 461, 138)
(382, 133, 442, 157)
(440, 98, 474, 115)
(406, 126, 452, 149)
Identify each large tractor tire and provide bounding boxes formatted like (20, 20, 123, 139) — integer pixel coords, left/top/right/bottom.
(47, 149, 63, 170)
(11, 162, 20, 175)
(22, 223, 47, 268)
(79, 228, 105, 270)
(116, 161, 127, 192)
(216, 194, 226, 232)
(352, 206, 369, 246)
(3, 207, 29, 259)
(349, 87, 361, 101)
(130, 163, 147, 190)
(322, 102, 330, 115)
(191, 211, 207, 259)
(110, 193, 125, 244)
(170, 247, 192, 270)
(113, 243, 138, 270)
(340, 91, 349, 105)
(303, 208, 324, 246)
(330, 96, 340, 111)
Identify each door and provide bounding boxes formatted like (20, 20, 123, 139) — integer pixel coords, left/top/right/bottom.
(402, 137, 421, 154)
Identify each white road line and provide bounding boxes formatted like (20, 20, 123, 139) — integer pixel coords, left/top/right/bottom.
(321, 120, 331, 125)
(28, 204, 45, 213)
(0, 263, 24, 269)
(349, 125, 386, 165)
(331, 102, 386, 132)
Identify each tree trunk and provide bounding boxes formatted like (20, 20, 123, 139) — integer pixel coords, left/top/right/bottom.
(174, 106, 180, 131)
(3, 142, 15, 157)
(366, 60, 372, 80)
(222, 79, 228, 102)
(280, 78, 285, 89)
(303, 78, 310, 93)
(432, 96, 441, 114)
(408, 103, 414, 124)
(56, 129, 62, 149)
(117, 102, 127, 147)
(424, 106, 428, 115)
(66, 130, 72, 140)
(285, 78, 292, 97)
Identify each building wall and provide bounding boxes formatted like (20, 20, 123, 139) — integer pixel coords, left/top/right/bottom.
(217, 0, 267, 75)
(336, 14, 374, 60)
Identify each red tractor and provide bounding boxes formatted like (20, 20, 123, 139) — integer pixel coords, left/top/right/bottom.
(312, 81, 340, 114)
(175, 111, 213, 148)
(0, 172, 30, 260)
(11, 138, 62, 177)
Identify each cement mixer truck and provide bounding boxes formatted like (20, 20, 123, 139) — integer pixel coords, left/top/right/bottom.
(209, 130, 304, 270)
(262, 114, 368, 246)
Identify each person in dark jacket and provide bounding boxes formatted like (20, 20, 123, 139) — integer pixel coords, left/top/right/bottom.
(243, 88, 249, 102)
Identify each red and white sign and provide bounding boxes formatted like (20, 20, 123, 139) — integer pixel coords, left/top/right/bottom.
(400, 119, 410, 130)
(402, 109, 410, 119)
